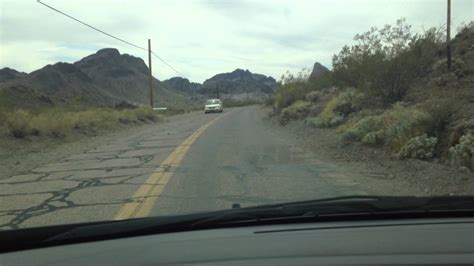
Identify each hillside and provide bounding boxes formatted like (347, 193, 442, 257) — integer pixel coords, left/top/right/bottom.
(0, 48, 198, 109)
(273, 21, 474, 173)
(199, 69, 277, 98)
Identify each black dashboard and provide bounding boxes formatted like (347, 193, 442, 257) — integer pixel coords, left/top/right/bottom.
(2, 217, 473, 265)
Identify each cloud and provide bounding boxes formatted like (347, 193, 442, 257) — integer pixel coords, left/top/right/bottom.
(1, 0, 472, 83)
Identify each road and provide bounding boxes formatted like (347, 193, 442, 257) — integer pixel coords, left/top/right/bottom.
(0, 106, 375, 229)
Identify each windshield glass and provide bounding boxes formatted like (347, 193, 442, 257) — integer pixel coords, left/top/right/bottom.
(206, 99, 220, 104)
(0, 0, 473, 231)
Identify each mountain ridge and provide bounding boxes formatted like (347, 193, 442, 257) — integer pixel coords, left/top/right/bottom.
(0, 48, 198, 109)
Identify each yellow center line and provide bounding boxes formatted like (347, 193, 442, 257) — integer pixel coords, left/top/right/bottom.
(114, 113, 227, 220)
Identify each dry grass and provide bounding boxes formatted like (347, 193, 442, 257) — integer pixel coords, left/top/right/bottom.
(339, 103, 435, 151)
(0, 107, 163, 139)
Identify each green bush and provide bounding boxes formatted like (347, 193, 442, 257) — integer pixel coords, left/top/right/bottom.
(449, 133, 474, 170)
(305, 91, 322, 103)
(278, 100, 311, 125)
(304, 117, 324, 128)
(361, 130, 385, 145)
(397, 134, 438, 160)
(317, 89, 363, 127)
(274, 81, 311, 112)
(332, 19, 443, 102)
(340, 104, 434, 151)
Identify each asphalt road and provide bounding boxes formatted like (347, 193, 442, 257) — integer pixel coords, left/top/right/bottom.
(0, 106, 372, 230)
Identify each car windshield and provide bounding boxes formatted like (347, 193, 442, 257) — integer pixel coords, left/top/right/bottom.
(206, 99, 219, 104)
(0, 0, 473, 231)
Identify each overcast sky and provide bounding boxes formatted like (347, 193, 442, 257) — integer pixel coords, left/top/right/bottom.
(1, 0, 472, 83)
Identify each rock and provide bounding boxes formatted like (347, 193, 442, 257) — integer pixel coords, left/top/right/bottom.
(309, 62, 329, 81)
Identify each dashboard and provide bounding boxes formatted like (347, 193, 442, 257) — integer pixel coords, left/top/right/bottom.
(2, 218, 473, 265)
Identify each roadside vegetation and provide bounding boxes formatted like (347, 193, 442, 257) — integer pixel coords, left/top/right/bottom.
(271, 19, 474, 171)
(0, 105, 163, 140)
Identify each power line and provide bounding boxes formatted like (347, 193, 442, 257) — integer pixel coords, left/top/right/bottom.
(37, 0, 147, 51)
(37, 0, 184, 77)
(151, 51, 184, 76)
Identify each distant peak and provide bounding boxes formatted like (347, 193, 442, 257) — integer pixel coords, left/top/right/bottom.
(1, 67, 19, 72)
(310, 61, 329, 80)
(313, 62, 328, 69)
(96, 48, 120, 56)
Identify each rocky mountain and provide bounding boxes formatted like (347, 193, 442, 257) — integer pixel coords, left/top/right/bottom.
(0, 48, 198, 109)
(199, 69, 277, 96)
(0, 68, 27, 83)
(0, 48, 278, 109)
(309, 62, 329, 81)
(162, 77, 202, 93)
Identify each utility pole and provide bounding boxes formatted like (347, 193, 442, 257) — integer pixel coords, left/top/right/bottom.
(148, 39, 154, 108)
(447, 0, 452, 71)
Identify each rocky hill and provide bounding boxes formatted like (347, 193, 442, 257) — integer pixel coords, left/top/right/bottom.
(162, 77, 202, 93)
(0, 68, 27, 83)
(309, 62, 329, 81)
(0, 48, 198, 109)
(199, 69, 277, 97)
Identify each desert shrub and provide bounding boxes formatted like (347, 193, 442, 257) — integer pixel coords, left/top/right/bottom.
(432, 57, 465, 77)
(449, 133, 474, 170)
(5, 110, 34, 138)
(305, 91, 322, 103)
(421, 100, 454, 137)
(317, 89, 363, 127)
(278, 100, 311, 125)
(397, 134, 438, 160)
(361, 130, 385, 145)
(134, 108, 162, 122)
(274, 82, 310, 112)
(274, 69, 312, 112)
(339, 104, 434, 150)
(332, 19, 443, 102)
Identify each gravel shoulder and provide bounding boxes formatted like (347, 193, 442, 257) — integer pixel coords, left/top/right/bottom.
(263, 107, 474, 196)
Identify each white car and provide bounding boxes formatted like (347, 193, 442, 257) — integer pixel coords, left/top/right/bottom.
(204, 99, 223, 113)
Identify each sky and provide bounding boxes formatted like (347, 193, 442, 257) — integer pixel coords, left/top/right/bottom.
(0, 0, 472, 83)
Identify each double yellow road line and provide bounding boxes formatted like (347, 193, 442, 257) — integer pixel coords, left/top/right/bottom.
(114, 114, 225, 220)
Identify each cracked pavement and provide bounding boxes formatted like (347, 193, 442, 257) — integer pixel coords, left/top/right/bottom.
(0, 106, 386, 230)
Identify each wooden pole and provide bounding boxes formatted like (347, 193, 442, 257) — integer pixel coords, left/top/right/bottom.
(447, 0, 451, 71)
(148, 39, 154, 108)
